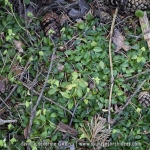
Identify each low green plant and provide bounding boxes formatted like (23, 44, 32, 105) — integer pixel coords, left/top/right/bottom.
(0, 1, 149, 150)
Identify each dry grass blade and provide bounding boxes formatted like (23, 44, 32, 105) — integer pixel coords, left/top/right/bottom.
(80, 115, 111, 148)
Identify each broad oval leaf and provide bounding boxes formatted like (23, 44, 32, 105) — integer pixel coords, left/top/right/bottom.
(66, 84, 77, 90)
(48, 88, 57, 95)
(60, 91, 71, 99)
(77, 88, 83, 98)
(93, 47, 103, 52)
(68, 100, 74, 109)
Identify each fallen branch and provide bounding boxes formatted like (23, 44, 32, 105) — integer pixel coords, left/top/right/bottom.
(108, 8, 118, 129)
(125, 69, 150, 81)
(22, 82, 73, 116)
(111, 79, 146, 126)
(27, 37, 57, 146)
(0, 58, 31, 108)
(0, 118, 17, 125)
(139, 11, 150, 49)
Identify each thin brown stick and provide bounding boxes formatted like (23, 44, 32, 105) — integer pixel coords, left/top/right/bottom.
(125, 69, 150, 81)
(0, 58, 31, 108)
(0, 97, 11, 110)
(27, 37, 57, 143)
(0, 118, 17, 125)
(69, 93, 88, 126)
(139, 11, 150, 49)
(108, 8, 118, 129)
(111, 79, 146, 126)
(22, 82, 73, 116)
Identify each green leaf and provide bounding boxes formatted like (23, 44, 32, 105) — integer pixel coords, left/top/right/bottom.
(112, 129, 117, 133)
(8, 124, 13, 130)
(98, 102, 103, 109)
(0, 140, 5, 147)
(136, 108, 141, 113)
(27, 12, 33, 17)
(91, 41, 97, 47)
(141, 57, 146, 63)
(84, 99, 88, 105)
(41, 131, 47, 139)
(75, 56, 82, 61)
(131, 54, 138, 59)
(78, 79, 88, 88)
(33, 119, 40, 125)
(51, 113, 57, 118)
(79, 134, 85, 139)
(77, 88, 83, 98)
(78, 22, 85, 29)
(68, 100, 74, 109)
(51, 134, 57, 141)
(86, 13, 93, 21)
(137, 56, 142, 62)
(140, 47, 145, 51)
(93, 77, 100, 84)
(135, 10, 144, 18)
(43, 109, 47, 116)
(36, 110, 42, 116)
(131, 44, 139, 50)
(60, 91, 71, 99)
(10, 138, 17, 144)
(66, 84, 77, 90)
(39, 51, 44, 56)
(116, 90, 124, 96)
(93, 47, 102, 52)
(25, 101, 31, 108)
(72, 72, 78, 80)
(40, 115, 46, 122)
(48, 89, 57, 95)
(24, 0, 30, 4)
(41, 46, 50, 51)
(126, 121, 131, 127)
(99, 61, 105, 69)
(135, 135, 141, 139)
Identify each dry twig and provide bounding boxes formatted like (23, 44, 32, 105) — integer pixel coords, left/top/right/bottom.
(22, 82, 73, 116)
(125, 69, 150, 81)
(108, 8, 118, 129)
(139, 11, 150, 49)
(0, 58, 31, 108)
(80, 115, 111, 149)
(0, 118, 17, 125)
(27, 37, 57, 150)
(112, 79, 146, 126)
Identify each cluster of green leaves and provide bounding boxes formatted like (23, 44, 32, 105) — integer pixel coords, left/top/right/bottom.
(0, 1, 150, 149)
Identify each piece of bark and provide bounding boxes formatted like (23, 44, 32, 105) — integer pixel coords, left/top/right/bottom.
(139, 11, 150, 50)
(0, 118, 17, 125)
(58, 122, 78, 136)
(0, 81, 5, 93)
(112, 29, 131, 52)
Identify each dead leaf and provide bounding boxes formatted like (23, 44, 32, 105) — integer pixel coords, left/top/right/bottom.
(68, 0, 90, 18)
(60, 14, 69, 26)
(68, 8, 80, 18)
(66, 0, 77, 3)
(58, 122, 78, 136)
(57, 63, 64, 71)
(89, 82, 95, 90)
(24, 126, 28, 139)
(14, 40, 24, 53)
(0, 32, 5, 40)
(11, 65, 23, 75)
(112, 29, 131, 52)
(0, 81, 5, 93)
(79, 0, 90, 15)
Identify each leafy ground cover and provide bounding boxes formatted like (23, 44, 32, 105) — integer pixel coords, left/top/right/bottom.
(0, 0, 150, 150)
